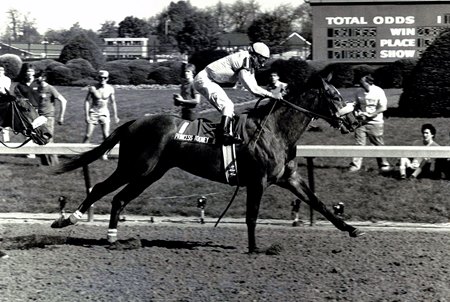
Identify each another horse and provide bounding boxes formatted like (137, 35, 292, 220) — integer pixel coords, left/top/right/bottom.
(0, 91, 52, 145)
(51, 75, 362, 253)
(0, 91, 52, 259)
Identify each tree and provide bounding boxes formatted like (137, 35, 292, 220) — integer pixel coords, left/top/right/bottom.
(2, 9, 41, 43)
(227, 0, 260, 32)
(293, 3, 313, 42)
(59, 33, 105, 68)
(118, 16, 151, 38)
(204, 1, 233, 33)
(177, 11, 219, 54)
(247, 13, 292, 52)
(6, 9, 20, 42)
(156, 1, 197, 45)
(399, 29, 450, 116)
(98, 21, 118, 39)
(44, 23, 101, 45)
(20, 14, 42, 43)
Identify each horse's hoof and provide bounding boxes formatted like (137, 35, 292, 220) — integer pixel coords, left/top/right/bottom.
(51, 217, 73, 228)
(349, 228, 365, 237)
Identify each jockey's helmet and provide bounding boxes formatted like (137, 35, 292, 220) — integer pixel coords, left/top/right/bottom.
(250, 42, 270, 69)
(251, 42, 270, 58)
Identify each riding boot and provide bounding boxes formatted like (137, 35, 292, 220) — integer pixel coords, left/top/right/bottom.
(219, 116, 242, 145)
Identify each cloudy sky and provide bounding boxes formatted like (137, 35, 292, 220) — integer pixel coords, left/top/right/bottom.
(0, 0, 303, 34)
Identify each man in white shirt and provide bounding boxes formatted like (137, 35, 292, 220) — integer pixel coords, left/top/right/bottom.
(349, 75, 392, 172)
(0, 66, 11, 94)
(0, 66, 12, 141)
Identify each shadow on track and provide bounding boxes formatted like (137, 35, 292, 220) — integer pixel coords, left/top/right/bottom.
(0, 234, 236, 251)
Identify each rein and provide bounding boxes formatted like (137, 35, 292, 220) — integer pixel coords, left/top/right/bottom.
(0, 137, 32, 148)
(0, 97, 37, 148)
(277, 98, 338, 124)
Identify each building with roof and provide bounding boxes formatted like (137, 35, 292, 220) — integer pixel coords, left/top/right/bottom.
(308, 0, 450, 63)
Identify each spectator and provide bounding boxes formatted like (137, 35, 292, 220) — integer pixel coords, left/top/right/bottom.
(30, 71, 67, 166)
(0, 65, 12, 141)
(349, 75, 392, 173)
(399, 123, 439, 179)
(0, 66, 11, 94)
(13, 63, 40, 107)
(13, 63, 40, 158)
(83, 70, 120, 160)
(266, 71, 287, 97)
(173, 63, 200, 121)
(435, 130, 450, 179)
(194, 42, 282, 145)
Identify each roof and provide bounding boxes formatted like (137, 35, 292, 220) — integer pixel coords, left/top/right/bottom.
(280, 33, 311, 46)
(308, 0, 450, 4)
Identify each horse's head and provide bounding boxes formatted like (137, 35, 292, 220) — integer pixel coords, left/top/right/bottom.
(0, 92, 52, 145)
(318, 76, 360, 134)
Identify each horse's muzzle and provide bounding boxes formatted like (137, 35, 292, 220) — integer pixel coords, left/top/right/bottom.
(29, 127, 52, 145)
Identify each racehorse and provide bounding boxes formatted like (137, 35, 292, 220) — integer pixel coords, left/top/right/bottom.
(0, 91, 52, 259)
(0, 91, 52, 145)
(51, 74, 363, 253)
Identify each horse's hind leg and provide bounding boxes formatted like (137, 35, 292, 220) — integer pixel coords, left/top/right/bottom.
(278, 161, 363, 237)
(107, 167, 168, 242)
(51, 169, 129, 228)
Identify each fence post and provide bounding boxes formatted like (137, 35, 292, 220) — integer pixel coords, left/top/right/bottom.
(306, 157, 315, 226)
(82, 165, 94, 222)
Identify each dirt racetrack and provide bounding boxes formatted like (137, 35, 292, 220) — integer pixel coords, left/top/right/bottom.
(0, 219, 449, 302)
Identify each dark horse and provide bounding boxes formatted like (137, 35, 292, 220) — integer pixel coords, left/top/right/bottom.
(51, 75, 362, 253)
(0, 91, 52, 145)
(0, 91, 52, 259)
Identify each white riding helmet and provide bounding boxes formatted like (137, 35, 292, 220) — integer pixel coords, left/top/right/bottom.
(251, 42, 270, 58)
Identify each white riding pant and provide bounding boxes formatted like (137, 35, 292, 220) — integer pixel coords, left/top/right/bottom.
(194, 70, 235, 117)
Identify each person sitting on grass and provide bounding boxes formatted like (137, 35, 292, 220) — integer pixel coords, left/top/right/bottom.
(399, 123, 439, 179)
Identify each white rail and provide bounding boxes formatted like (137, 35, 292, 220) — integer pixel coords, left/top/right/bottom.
(296, 145, 450, 158)
(0, 143, 119, 155)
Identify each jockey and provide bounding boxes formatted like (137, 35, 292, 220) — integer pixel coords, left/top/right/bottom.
(194, 42, 282, 145)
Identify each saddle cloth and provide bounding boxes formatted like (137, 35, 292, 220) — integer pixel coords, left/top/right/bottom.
(174, 117, 246, 185)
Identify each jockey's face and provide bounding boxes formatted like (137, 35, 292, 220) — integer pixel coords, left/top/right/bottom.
(251, 53, 268, 70)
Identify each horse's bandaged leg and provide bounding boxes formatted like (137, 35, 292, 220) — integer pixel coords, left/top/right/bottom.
(69, 210, 83, 224)
(107, 229, 118, 243)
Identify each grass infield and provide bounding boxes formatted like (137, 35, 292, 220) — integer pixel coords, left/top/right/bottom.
(0, 86, 448, 223)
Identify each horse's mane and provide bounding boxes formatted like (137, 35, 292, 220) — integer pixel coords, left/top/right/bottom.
(244, 73, 324, 120)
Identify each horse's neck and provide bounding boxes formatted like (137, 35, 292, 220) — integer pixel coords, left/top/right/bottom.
(273, 92, 318, 146)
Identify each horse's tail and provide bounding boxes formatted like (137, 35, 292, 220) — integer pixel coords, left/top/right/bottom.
(51, 120, 136, 174)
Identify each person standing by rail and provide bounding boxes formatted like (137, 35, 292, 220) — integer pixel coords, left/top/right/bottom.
(348, 74, 392, 173)
(83, 70, 120, 160)
(31, 71, 68, 166)
(173, 63, 200, 121)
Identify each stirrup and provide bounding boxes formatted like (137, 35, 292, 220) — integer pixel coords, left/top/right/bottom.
(221, 133, 242, 145)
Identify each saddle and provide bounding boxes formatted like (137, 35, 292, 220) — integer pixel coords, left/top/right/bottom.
(174, 116, 246, 186)
(173, 116, 246, 145)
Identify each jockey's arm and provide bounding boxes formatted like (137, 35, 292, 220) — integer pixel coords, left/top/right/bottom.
(238, 69, 275, 99)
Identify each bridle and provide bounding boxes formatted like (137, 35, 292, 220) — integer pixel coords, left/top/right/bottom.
(0, 95, 48, 148)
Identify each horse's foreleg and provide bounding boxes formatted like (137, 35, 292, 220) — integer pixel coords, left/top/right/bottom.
(278, 163, 363, 237)
(246, 182, 265, 253)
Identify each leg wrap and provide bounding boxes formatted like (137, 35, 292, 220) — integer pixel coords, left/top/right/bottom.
(69, 210, 83, 224)
(107, 229, 118, 243)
